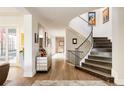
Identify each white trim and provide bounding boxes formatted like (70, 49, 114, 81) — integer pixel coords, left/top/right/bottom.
(24, 71, 36, 77)
(112, 69, 124, 85)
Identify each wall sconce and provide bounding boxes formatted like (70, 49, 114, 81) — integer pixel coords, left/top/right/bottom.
(72, 38, 77, 44)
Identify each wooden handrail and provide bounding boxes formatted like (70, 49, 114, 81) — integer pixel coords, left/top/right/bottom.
(77, 16, 93, 49)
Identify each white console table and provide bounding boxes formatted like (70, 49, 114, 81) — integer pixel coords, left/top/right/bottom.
(36, 56, 51, 71)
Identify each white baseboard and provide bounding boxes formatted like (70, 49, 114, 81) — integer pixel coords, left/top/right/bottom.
(112, 69, 124, 85)
(24, 71, 36, 77)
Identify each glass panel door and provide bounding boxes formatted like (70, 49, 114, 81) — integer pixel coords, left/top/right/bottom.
(0, 28, 6, 63)
(0, 27, 17, 65)
(8, 29, 17, 64)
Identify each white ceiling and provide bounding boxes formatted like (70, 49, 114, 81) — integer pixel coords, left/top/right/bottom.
(26, 7, 98, 36)
(0, 7, 99, 36)
(27, 7, 98, 30)
(0, 7, 24, 16)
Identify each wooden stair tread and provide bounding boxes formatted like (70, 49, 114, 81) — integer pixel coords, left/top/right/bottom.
(91, 51, 112, 53)
(93, 37, 107, 39)
(89, 55, 112, 59)
(93, 45, 112, 48)
(94, 39, 110, 41)
(94, 44, 112, 46)
(84, 62, 111, 70)
(90, 54, 112, 59)
(94, 44, 111, 46)
(93, 41, 112, 44)
(92, 48, 112, 52)
(94, 40, 111, 43)
(86, 58, 112, 63)
(90, 51, 112, 55)
(92, 48, 112, 50)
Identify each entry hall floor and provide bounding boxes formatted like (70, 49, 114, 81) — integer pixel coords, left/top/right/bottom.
(6, 53, 110, 86)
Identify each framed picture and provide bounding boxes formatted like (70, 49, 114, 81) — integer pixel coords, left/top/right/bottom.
(45, 32, 48, 47)
(59, 41, 64, 46)
(34, 33, 38, 43)
(72, 38, 77, 44)
(88, 12, 96, 25)
(103, 7, 109, 24)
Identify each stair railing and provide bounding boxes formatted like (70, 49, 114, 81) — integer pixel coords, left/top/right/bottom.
(67, 50, 83, 65)
(75, 16, 93, 66)
(67, 16, 93, 66)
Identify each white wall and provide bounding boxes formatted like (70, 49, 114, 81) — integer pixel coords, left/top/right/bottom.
(45, 29, 66, 37)
(112, 7, 124, 85)
(66, 27, 85, 51)
(70, 8, 112, 40)
(0, 16, 23, 27)
(69, 17, 91, 38)
(92, 8, 112, 40)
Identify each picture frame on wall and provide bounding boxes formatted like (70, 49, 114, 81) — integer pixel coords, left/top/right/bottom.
(34, 33, 38, 43)
(103, 7, 109, 24)
(34, 33, 36, 43)
(45, 32, 48, 47)
(37, 33, 39, 43)
(59, 41, 64, 46)
(72, 38, 77, 44)
(88, 12, 96, 25)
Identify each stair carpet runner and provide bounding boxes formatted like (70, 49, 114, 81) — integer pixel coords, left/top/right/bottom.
(76, 37, 114, 83)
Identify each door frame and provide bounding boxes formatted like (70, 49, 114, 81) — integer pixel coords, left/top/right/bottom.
(55, 37, 64, 53)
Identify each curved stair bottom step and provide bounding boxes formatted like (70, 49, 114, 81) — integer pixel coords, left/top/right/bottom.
(75, 66, 114, 83)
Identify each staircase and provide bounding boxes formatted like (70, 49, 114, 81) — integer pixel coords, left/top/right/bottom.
(76, 37, 114, 83)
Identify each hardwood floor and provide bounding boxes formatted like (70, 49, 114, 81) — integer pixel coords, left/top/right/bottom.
(6, 53, 101, 86)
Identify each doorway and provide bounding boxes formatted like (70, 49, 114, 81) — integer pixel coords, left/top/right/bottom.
(0, 27, 18, 66)
(56, 37, 64, 53)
